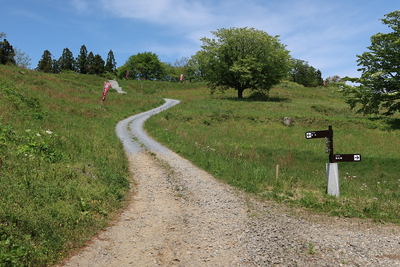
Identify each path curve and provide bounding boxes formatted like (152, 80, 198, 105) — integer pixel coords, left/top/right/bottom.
(115, 98, 181, 155)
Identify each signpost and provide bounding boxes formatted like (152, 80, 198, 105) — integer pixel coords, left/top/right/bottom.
(334, 154, 361, 162)
(305, 126, 361, 196)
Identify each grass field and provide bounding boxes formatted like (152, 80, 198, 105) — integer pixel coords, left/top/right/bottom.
(1, 64, 400, 266)
(145, 81, 400, 224)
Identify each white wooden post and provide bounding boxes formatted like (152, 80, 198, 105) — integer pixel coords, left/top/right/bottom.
(326, 163, 339, 197)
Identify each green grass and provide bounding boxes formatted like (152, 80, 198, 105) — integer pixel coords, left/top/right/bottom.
(2, 64, 400, 266)
(0, 65, 177, 266)
(146, 82, 400, 224)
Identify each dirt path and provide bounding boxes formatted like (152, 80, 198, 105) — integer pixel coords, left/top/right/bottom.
(58, 99, 400, 267)
(59, 151, 251, 266)
(59, 99, 251, 266)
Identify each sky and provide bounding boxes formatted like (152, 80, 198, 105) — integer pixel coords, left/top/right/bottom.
(1, 0, 398, 79)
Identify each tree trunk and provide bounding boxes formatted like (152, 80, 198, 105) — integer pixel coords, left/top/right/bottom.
(238, 88, 244, 99)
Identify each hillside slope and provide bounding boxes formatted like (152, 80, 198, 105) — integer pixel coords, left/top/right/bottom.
(0, 65, 162, 266)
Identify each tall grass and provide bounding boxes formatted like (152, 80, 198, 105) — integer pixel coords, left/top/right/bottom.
(147, 82, 400, 223)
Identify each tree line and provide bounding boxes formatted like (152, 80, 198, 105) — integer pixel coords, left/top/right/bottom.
(36, 45, 116, 75)
(1, 33, 325, 86)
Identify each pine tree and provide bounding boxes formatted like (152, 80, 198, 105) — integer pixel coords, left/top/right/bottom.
(37, 50, 53, 73)
(76, 45, 88, 74)
(0, 38, 16, 65)
(59, 48, 75, 71)
(92, 54, 105, 75)
(87, 52, 95, 74)
(105, 49, 117, 74)
(52, 59, 61, 74)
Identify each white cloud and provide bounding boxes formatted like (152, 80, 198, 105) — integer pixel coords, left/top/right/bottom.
(67, 0, 391, 77)
(71, 0, 89, 13)
(99, 0, 214, 27)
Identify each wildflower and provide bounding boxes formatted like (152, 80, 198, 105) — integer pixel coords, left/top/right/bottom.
(45, 130, 53, 135)
(36, 133, 41, 137)
(25, 129, 31, 132)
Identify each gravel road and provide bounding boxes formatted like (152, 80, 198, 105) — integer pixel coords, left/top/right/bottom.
(58, 99, 400, 267)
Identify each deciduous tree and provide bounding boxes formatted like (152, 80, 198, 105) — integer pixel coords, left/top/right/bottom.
(344, 11, 400, 115)
(14, 47, 31, 68)
(196, 27, 291, 98)
(123, 52, 166, 80)
(290, 59, 323, 87)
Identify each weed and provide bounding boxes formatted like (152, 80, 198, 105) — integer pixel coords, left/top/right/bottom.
(308, 243, 316, 255)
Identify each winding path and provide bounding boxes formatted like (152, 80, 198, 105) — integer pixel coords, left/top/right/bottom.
(58, 99, 400, 267)
(59, 99, 252, 266)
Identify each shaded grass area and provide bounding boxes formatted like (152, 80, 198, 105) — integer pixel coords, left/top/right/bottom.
(146, 82, 400, 224)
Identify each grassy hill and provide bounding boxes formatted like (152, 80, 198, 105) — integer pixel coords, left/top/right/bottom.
(0, 65, 169, 266)
(1, 64, 400, 266)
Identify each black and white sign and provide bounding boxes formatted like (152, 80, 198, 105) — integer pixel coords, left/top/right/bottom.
(305, 130, 330, 139)
(334, 154, 362, 162)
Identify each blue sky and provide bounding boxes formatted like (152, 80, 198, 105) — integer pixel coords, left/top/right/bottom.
(1, 0, 398, 79)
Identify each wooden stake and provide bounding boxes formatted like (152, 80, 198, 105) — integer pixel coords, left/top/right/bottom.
(276, 164, 279, 180)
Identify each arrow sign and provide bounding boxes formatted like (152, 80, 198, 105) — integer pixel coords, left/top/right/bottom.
(305, 130, 330, 139)
(333, 154, 362, 162)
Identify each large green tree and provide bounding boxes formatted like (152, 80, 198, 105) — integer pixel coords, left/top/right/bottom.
(196, 27, 291, 98)
(123, 52, 166, 80)
(344, 11, 400, 115)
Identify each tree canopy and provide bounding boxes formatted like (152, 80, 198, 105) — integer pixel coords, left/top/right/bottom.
(289, 59, 323, 87)
(122, 52, 166, 80)
(344, 11, 400, 115)
(195, 27, 291, 98)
